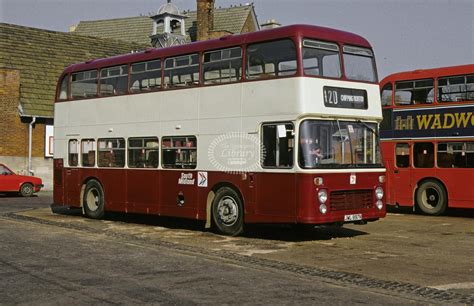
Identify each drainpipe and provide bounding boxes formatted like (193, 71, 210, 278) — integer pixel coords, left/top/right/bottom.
(28, 116, 36, 176)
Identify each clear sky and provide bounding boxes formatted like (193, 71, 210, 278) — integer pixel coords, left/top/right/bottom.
(1, 0, 473, 79)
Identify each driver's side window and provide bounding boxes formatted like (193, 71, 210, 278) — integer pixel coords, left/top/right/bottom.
(0, 166, 10, 175)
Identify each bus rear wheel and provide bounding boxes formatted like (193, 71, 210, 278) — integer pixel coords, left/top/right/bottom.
(212, 187, 244, 236)
(83, 179, 105, 219)
(416, 180, 447, 216)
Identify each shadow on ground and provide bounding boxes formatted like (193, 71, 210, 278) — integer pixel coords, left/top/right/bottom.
(82, 211, 369, 242)
(387, 205, 474, 218)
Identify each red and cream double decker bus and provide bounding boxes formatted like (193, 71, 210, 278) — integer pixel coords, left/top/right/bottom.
(380, 64, 474, 215)
(52, 24, 386, 235)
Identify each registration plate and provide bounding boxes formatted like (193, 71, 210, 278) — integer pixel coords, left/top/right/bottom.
(344, 214, 362, 222)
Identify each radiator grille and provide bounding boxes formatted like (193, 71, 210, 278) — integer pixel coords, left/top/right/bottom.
(330, 190, 373, 211)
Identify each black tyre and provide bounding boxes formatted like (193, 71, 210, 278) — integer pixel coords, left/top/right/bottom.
(416, 180, 447, 216)
(83, 179, 105, 219)
(20, 183, 34, 197)
(212, 187, 244, 236)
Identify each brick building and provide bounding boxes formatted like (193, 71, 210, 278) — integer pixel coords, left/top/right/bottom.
(0, 1, 260, 191)
(0, 24, 147, 190)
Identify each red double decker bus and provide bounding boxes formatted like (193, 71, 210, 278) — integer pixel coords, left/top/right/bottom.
(52, 25, 386, 235)
(380, 64, 474, 215)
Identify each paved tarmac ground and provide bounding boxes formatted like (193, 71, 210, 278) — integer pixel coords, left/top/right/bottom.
(1, 192, 473, 304)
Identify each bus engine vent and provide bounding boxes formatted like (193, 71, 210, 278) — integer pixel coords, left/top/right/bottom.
(330, 190, 373, 211)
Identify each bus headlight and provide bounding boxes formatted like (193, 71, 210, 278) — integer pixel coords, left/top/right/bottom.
(375, 187, 384, 200)
(376, 200, 383, 210)
(318, 189, 328, 204)
(319, 203, 328, 214)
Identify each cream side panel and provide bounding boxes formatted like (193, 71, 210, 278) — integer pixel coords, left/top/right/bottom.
(199, 83, 242, 119)
(241, 78, 302, 117)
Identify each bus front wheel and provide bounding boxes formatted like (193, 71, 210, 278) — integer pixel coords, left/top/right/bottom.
(416, 180, 447, 216)
(83, 179, 105, 219)
(212, 187, 244, 236)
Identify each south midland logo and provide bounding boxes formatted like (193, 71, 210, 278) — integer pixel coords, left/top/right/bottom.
(208, 132, 265, 174)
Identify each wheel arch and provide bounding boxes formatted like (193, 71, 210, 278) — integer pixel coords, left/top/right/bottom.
(80, 177, 103, 209)
(19, 181, 34, 190)
(205, 181, 244, 229)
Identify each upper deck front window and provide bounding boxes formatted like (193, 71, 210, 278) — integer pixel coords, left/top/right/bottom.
(343, 46, 377, 83)
(302, 39, 341, 78)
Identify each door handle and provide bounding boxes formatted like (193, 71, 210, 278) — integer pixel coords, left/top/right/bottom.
(394, 169, 399, 174)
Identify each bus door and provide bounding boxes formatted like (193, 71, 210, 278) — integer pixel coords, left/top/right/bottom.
(256, 123, 297, 221)
(392, 143, 413, 205)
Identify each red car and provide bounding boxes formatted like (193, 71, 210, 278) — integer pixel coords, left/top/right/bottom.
(0, 164, 43, 197)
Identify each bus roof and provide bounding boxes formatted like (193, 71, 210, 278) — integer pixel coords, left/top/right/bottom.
(63, 24, 372, 74)
(380, 64, 474, 85)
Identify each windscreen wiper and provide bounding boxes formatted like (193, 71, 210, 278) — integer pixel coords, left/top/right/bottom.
(356, 119, 379, 137)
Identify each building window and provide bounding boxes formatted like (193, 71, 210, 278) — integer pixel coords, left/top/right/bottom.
(302, 39, 341, 78)
(395, 143, 410, 168)
(438, 74, 474, 102)
(130, 60, 162, 92)
(381, 83, 393, 107)
(98, 138, 125, 168)
(100, 65, 128, 96)
(203, 47, 242, 84)
(164, 54, 199, 88)
(128, 137, 159, 168)
(414, 142, 434, 168)
(68, 140, 79, 166)
(246, 39, 297, 79)
(395, 79, 434, 105)
(71, 70, 98, 99)
(437, 142, 474, 168)
(81, 139, 96, 167)
(162, 136, 197, 169)
(262, 123, 294, 168)
(58, 75, 69, 101)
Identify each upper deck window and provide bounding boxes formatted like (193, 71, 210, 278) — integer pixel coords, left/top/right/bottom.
(246, 39, 297, 80)
(58, 75, 68, 101)
(438, 74, 474, 102)
(381, 83, 393, 106)
(343, 46, 377, 83)
(71, 70, 98, 99)
(164, 54, 199, 88)
(395, 79, 434, 105)
(100, 65, 128, 96)
(130, 60, 162, 93)
(302, 40, 341, 78)
(203, 47, 242, 84)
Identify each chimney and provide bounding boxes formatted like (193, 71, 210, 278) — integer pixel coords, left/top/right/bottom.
(261, 19, 281, 29)
(196, 0, 214, 41)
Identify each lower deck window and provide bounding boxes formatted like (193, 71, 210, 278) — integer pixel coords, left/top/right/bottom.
(128, 137, 159, 168)
(395, 143, 410, 168)
(162, 136, 197, 169)
(437, 142, 474, 168)
(413, 142, 434, 168)
(81, 139, 96, 167)
(68, 139, 79, 166)
(98, 138, 125, 168)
